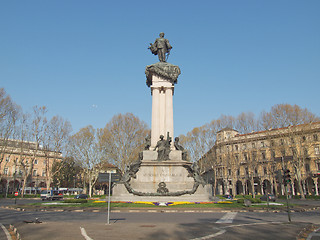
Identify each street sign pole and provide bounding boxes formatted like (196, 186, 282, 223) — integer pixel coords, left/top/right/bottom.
(107, 172, 112, 225)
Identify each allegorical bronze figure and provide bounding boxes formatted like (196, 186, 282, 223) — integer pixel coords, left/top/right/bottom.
(148, 32, 172, 62)
(153, 133, 171, 161)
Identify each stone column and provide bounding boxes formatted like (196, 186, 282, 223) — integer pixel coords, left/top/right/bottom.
(313, 177, 319, 196)
(165, 87, 174, 148)
(150, 74, 175, 148)
(292, 182, 295, 196)
(151, 87, 160, 148)
(159, 88, 165, 137)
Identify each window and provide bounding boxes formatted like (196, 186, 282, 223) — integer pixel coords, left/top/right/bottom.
(228, 169, 231, 176)
(304, 148, 308, 156)
(302, 136, 306, 142)
(291, 147, 297, 156)
(243, 153, 248, 161)
(317, 162, 320, 171)
(280, 139, 284, 145)
(261, 151, 266, 160)
(34, 159, 38, 164)
(281, 149, 286, 156)
(5, 157, 10, 162)
(264, 167, 267, 175)
(313, 134, 318, 141)
(4, 168, 8, 175)
(226, 146, 229, 152)
(235, 154, 239, 161)
(228, 180, 232, 185)
(314, 145, 319, 155)
(261, 141, 265, 148)
(270, 140, 275, 147)
(243, 144, 247, 150)
(33, 170, 37, 177)
(235, 145, 238, 151)
(271, 150, 275, 159)
(245, 167, 249, 175)
(42, 170, 46, 177)
(252, 151, 257, 161)
(237, 169, 240, 176)
(291, 138, 295, 144)
(254, 168, 258, 174)
(252, 143, 255, 148)
(305, 163, 310, 172)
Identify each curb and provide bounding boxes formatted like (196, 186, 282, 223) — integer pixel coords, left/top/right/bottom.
(3, 206, 319, 213)
(9, 224, 21, 240)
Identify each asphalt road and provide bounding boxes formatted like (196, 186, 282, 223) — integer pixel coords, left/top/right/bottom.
(0, 199, 319, 240)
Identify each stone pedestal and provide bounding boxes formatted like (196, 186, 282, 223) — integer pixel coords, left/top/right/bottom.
(112, 151, 212, 202)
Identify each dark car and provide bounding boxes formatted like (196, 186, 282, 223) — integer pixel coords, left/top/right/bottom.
(260, 194, 276, 202)
(74, 194, 88, 199)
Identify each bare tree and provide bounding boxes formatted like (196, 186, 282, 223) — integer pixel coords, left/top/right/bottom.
(235, 112, 260, 134)
(43, 116, 72, 190)
(259, 104, 319, 130)
(100, 113, 149, 173)
(179, 115, 234, 165)
(69, 125, 105, 197)
(19, 106, 47, 196)
(0, 88, 20, 168)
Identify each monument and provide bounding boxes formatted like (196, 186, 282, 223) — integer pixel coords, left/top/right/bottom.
(112, 33, 212, 202)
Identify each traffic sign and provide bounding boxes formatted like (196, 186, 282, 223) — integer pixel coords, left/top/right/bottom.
(14, 192, 18, 197)
(98, 173, 121, 183)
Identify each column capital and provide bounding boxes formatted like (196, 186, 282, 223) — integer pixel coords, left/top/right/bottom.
(150, 85, 175, 95)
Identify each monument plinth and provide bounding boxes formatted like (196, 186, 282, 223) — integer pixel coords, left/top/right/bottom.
(112, 33, 212, 202)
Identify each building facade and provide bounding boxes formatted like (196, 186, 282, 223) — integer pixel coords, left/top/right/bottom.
(0, 139, 62, 194)
(201, 123, 320, 196)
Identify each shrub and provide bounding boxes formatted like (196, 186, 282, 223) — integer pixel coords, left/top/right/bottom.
(63, 199, 88, 204)
(250, 198, 262, 203)
(237, 197, 261, 204)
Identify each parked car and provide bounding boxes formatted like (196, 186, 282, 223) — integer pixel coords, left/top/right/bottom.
(40, 190, 63, 201)
(74, 194, 88, 199)
(260, 194, 276, 202)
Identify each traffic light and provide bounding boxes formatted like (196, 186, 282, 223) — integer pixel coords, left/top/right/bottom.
(283, 169, 291, 184)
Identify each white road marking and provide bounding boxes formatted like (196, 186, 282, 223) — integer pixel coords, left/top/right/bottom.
(190, 229, 226, 240)
(307, 227, 320, 240)
(221, 221, 282, 229)
(215, 212, 237, 223)
(80, 227, 93, 240)
(0, 223, 12, 240)
(190, 221, 284, 240)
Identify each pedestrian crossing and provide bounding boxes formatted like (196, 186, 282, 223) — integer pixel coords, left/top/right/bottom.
(215, 212, 237, 224)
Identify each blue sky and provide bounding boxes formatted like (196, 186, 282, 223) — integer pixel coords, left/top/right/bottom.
(1, 1, 319, 136)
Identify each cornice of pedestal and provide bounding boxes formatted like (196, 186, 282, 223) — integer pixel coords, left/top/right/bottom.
(145, 62, 181, 87)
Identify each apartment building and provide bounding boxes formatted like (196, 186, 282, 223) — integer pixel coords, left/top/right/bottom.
(0, 139, 62, 194)
(201, 122, 320, 196)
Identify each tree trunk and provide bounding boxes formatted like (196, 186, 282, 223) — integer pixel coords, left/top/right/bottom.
(250, 176, 255, 198)
(295, 167, 305, 199)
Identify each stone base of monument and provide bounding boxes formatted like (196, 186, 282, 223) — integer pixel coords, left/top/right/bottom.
(111, 150, 213, 202)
